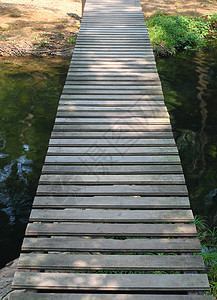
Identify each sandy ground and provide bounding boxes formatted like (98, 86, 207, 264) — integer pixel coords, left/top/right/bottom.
(0, 0, 217, 56)
(141, 0, 217, 18)
(0, 0, 82, 56)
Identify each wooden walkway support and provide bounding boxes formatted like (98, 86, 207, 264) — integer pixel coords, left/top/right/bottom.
(10, 0, 213, 298)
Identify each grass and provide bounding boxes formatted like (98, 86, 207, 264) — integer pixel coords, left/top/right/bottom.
(68, 36, 76, 45)
(194, 216, 217, 297)
(146, 11, 217, 56)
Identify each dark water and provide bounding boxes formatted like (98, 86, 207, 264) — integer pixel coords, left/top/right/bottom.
(156, 49, 217, 229)
(0, 57, 70, 268)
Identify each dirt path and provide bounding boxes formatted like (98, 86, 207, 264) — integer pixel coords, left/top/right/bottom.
(0, 0, 82, 56)
(141, 0, 217, 18)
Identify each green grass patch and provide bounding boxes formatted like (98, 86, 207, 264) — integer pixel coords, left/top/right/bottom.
(194, 216, 217, 297)
(146, 12, 217, 56)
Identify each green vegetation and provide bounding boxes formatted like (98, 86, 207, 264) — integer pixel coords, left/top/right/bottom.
(146, 12, 217, 56)
(68, 36, 76, 45)
(194, 216, 217, 297)
(40, 37, 46, 47)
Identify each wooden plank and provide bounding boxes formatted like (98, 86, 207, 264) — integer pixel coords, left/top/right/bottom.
(44, 155, 180, 164)
(42, 165, 182, 175)
(12, 273, 209, 291)
(48, 139, 176, 146)
(66, 72, 158, 77)
(53, 124, 172, 132)
(51, 131, 174, 138)
(7, 292, 215, 300)
(22, 237, 200, 252)
(61, 90, 162, 95)
(73, 54, 154, 58)
(73, 50, 153, 53)
(58, 101, 165, 106)
(56, 112, 169, 118)
(63, 85, 161, 90)
(70, 53, 155, 57)
(47, 146, 178, 155)
(18, 253, 203, 270)
(57, 106, 166, 111)
(59, 94, 163, 99)
(29, 209, 193, 222)
(64, 79, 160, 83)
(36, 184, 188, 196)
(64, 82, 161, 86)
(32, 196, 190, 209)
(39, 174, 185, 184)
(26, 223, 197, 237)
(57, 107, 167, 112)
(54, 118, 170, 125)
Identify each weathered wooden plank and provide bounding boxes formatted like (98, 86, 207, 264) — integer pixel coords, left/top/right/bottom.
(53, 124, 172, 132)
(60, 94, 163, 99)
(30, 209, 193, 222)
(26, 223, 197, 237)
(54, 118, 170, 125)
(72, 55, 154, 58)
(39, 174, 185, 185)
(71, 55, 154, 58)
(18, 253, 203, 270)
(57, 106, 167, 112)
(78, 31, 149, 34)
(36, 184, 188, 196)
(57, 105, 166, 111)
(12, 273, 209, 290)
(66, 71, 158, 77)
(56, 111, 169, 118)
(7, 292, 215, 300)
(63, 79, 161, 84)
(48, 138, 176, 146)
(62, 89, 162, 95)
(42, 165, 182, 175)
(22, 237, 200, 252)
(73, 50, 153, 54)
(32, 196, 190, 209)
(47, 146, 178, 156)
(45, 155, 180, 164)
(58, 101, 165, 106)
(51, 131, 174, 138)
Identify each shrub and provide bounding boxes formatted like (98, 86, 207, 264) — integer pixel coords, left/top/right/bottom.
(146, 12, 217, 56)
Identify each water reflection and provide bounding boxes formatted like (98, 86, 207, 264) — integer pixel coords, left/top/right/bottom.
(0, 57, 69, 267)
(156, 49, 217, 228)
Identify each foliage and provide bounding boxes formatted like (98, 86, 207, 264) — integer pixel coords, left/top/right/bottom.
(146, 12, 217, 56)
(68, 36, 76, 45)
(194, 216, 217, 297)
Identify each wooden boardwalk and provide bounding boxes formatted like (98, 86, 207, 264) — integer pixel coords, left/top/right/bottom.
(10, 0, 213, 299)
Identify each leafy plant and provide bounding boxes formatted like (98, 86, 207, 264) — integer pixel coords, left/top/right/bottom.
(146, 12, 217, 56)
(194, 215, 217, 297)
(68, 36, 76, 45)
(40, 37, 46, 47)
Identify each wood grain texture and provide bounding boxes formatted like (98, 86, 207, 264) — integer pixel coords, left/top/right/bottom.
(26, 223, 197, 237)
(12, 273, 209, 291)
(18, 253, 203, 270)
(29, 209, 193, 222)
(7, 293, 214, 300)
(36, 184, 188, 196)
(32, 196, 190, 209)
